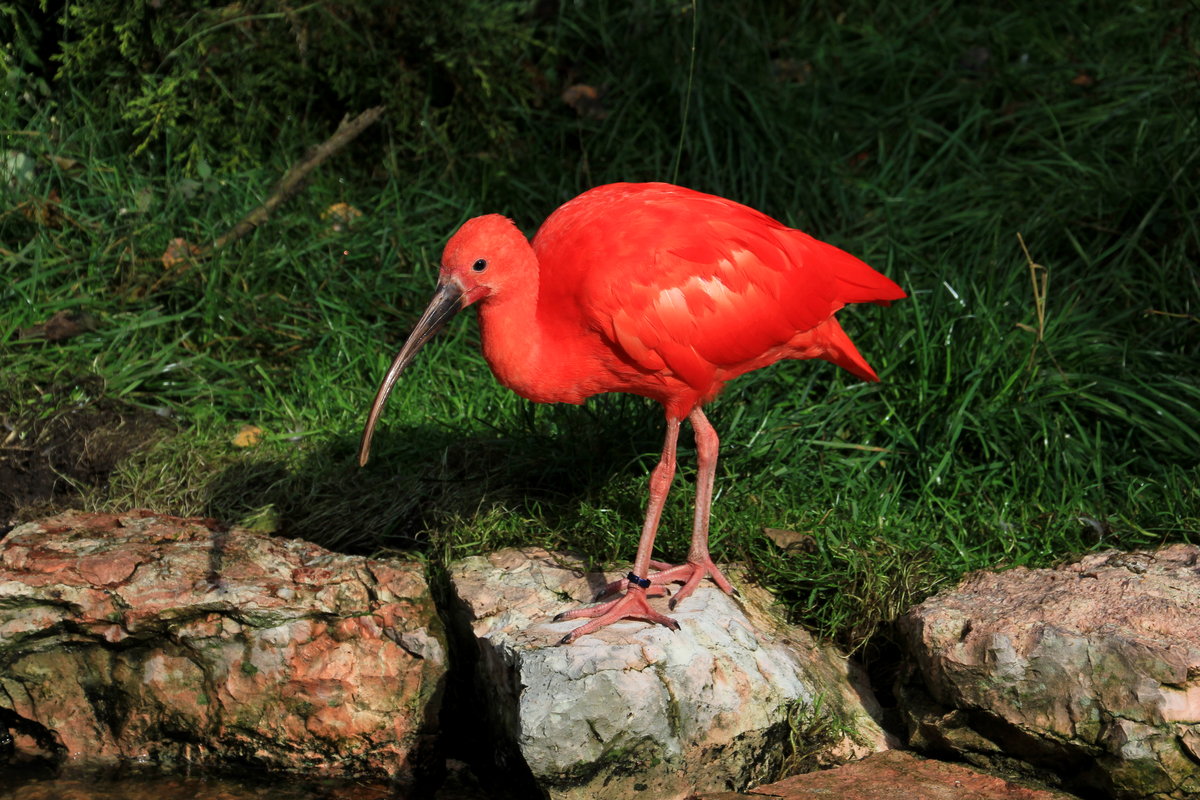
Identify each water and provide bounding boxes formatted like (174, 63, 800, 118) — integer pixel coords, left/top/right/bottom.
(0, 763, 455, 800)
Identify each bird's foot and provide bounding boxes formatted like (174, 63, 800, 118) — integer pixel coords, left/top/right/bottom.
(595, 557, 735, 608)
(555, 587, 680, 645)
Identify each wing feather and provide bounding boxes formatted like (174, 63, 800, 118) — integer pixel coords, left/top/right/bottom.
(532, 182, 904, 394)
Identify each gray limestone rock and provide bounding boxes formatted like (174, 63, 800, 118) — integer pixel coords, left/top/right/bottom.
(448, 547, 894, 800)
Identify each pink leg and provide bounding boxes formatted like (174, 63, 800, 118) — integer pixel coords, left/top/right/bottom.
(646, 407, 735, 608)
(587, 407, 736, 613)
(556, 417, 683, 644)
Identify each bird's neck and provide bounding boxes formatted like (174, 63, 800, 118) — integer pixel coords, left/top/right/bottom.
(475, 277, 554, 403)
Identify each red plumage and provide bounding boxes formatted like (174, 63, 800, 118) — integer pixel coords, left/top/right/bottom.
(360, 182, 904, 643)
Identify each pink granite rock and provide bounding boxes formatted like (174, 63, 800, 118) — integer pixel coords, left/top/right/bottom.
(0, 510, 446, 780)
(900, 545, 1200, 799)
(690, 749, 1079, 799)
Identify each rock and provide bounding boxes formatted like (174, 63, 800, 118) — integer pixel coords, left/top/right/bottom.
(0, 510, 447, 780)
(691, 749, 1080, 799)
(899, 544, 1200, 800)
(447, 547, 894, 800)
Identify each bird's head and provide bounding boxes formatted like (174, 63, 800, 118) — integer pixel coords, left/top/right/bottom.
(439, 214, 532, 305)
(357, 213, 532, 466)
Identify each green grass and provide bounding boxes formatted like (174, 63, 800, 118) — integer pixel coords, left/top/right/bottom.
(2, 0, 1197, 653)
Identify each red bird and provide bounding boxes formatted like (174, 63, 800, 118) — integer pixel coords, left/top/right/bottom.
(359, 182, 904, 643)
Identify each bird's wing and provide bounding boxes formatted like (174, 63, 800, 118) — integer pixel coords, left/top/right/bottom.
(535, 184, 903, 391)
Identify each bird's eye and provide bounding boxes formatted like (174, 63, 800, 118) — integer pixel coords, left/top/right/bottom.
(472, 258, 488, 272)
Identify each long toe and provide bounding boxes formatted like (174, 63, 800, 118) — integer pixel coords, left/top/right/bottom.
(669, 567, 708, 609)
(707, 561, 735, 594)
(662, 557, 737, 609)
(554, 596, 620, 622)
(592, 575, 629, 601)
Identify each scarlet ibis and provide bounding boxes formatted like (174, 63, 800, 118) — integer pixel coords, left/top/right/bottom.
(359, 182, 904, 644)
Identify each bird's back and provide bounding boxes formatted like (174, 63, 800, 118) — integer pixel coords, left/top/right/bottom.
(531, 183, 904, 411)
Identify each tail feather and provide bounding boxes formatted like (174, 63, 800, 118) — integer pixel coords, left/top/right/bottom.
(815, 237, 907, 307)
(816, 315, 881, 382)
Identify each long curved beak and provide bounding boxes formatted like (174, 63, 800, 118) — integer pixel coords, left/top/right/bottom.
(358, 281, 463, 466)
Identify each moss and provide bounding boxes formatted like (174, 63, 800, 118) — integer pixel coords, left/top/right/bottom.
(549, 736, 665, 787)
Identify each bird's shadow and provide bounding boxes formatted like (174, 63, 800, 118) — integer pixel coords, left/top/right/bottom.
(199, 394, 677, 560)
